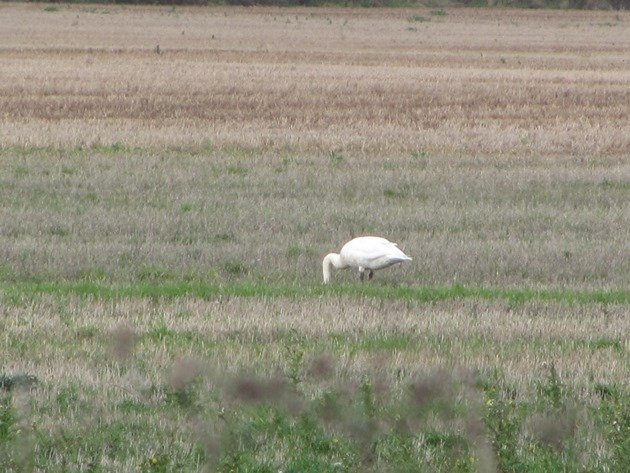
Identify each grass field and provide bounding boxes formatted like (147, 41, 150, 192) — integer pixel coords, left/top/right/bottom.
(1, 3, 629, 472)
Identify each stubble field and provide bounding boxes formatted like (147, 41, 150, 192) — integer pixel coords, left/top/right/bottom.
(0, 3, 628, 472)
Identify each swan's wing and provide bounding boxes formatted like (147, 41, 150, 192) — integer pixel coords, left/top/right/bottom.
(341, 237, 411, 269)
(369, 248, 412, 269)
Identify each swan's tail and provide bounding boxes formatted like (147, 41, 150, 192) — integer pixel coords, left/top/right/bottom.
(390, 255, 412, 264)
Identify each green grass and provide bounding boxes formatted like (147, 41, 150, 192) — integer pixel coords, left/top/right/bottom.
(2, 280, 627, 305)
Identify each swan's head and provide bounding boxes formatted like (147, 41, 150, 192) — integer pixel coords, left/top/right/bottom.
(322, 253, 343, 284)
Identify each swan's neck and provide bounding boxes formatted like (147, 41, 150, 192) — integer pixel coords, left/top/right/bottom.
(322, 253, 345, 283)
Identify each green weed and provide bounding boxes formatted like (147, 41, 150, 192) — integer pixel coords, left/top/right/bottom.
(226, 165, 248, 176)
(222, 260, 248, 277)
(383, 188, 409, 199)
(90, 142, 139, 155)
(328, 150, 344, 166)
(408, 15, 430, 22)
(587, 338, 623, 352)
(213, 232, 236, 243)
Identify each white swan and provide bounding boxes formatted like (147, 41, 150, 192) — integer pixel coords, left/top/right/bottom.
(322, 236, 412, 283)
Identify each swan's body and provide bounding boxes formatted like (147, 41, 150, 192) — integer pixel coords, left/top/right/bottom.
(322, 236, 412, 283)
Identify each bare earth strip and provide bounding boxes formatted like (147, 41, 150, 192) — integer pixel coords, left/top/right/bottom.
(0, 3, 629, 153)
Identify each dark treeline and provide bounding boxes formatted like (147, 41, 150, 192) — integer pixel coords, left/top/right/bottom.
(14, 0, 630, 9)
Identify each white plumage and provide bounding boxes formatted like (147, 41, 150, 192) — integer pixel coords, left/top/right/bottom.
(322, 236, 412, 283)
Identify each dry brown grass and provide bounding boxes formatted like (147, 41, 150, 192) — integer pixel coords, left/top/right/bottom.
(0, 3, 628, 154)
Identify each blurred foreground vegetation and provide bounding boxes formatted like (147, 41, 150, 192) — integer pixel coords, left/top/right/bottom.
(1, 352, 628, 472)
